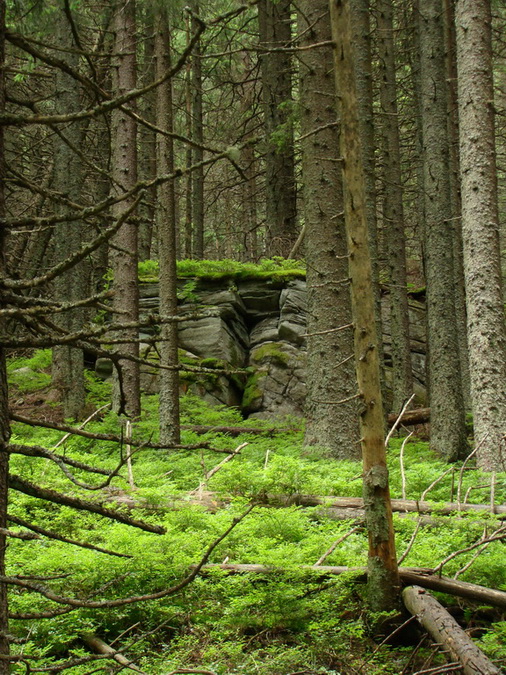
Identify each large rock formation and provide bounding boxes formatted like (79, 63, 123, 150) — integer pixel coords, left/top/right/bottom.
(100, 277, 426, 419)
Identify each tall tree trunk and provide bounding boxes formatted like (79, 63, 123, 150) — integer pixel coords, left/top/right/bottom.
(376, 0, 413, 414)
(350, 0, 384, 392)
(455, 0, 506, 471)
(444, 0, 471, 409)
(191, 0, 205, 259)
(184, 12, 193, 259)
(51, 7, 86, 420)
(258, 0, 297, 257)
(299, 0, 360, 459)
(110, 0, 141, 418)
(329, 0, 400, 611)
(155, 8, 181, 446)
(0, 0, 10, 666)
(418, 0, 467, 460)
(138, 10, 156, 261)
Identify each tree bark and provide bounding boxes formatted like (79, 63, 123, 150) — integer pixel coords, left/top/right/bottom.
(155, 8, 181, 445)
(329, 0, 399, 611)
(349, 0, 384, 393)
(403, 586, 502, 675)
(376, 0, 413, 413)
(0, 1, 10, 666)
(258, 0, 297, 257)
(455, 0, 506, 471)
(110, 0, 141, 418)
(191, 0, 205, 259)
(299, 0, 360, 458)
(418, 0, 467, 460)
(51, 6, 86, 420)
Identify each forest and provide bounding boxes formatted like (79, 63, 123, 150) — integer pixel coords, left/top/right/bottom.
(1, 0, 506, 673)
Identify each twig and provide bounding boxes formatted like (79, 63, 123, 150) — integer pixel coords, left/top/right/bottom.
(397, 517, 423, 566)
(433, 523, 506, 575)
(420, 467, 454, 501)
(52, 403, 110, 450)
(385, 393, 415, 447)
(399, 432, 414, 500)
(490, 472, 496, 513)
(125, 420, 136, 490)
(314, 526, 361, 566)
(192, 443, 247, 497)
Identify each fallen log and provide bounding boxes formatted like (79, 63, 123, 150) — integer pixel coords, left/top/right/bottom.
(266, 494, 506, 517)
(387, 407, 430, 427)
(402, 586, 501, 675)
(194, 564, 506, 610)
(182, 424, 300, 436)
(80, 632, 146, 673)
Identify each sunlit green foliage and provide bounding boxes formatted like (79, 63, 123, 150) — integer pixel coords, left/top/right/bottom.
(6, 351, 506, 673)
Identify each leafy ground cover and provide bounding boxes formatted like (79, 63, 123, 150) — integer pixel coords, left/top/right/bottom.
(6, 352, 506, 673)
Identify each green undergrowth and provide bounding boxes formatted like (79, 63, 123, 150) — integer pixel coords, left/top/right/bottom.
(6, 351, 506, 674)
(138, 257, 306, 283)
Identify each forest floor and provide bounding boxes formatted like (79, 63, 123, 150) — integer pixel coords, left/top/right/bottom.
(5, 350, 506, 674)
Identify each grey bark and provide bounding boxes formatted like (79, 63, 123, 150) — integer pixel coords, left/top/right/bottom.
(376, 0, 413, 413)
(258, 0, 297, 257)
(110, 0, 141, 418)
(299, 0, 360, 458)
(51, 7, 86, 420)
(138, 11, 156, 261)
(455, 0, 506, 471)
(403, 586, 501, 675)
(191, 0, 205, 259)
(155, 9, 181, 446)
(418, 0, 467, 460)
(444, 0, 471, 409)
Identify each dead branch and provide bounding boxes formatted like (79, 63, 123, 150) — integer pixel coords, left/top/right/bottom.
(195, 564, 506, 610)
(7, 515, 132, 558)
(263, 494, 506, 517)
(80, 632, 146, 673)
(1, 505, 256, 609)
(8, 474, 165, 534)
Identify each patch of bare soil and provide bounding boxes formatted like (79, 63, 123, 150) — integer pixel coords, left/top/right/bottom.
(9, 386, 66, 425)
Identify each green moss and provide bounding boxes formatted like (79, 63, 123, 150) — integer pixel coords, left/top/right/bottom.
(242, 370, 266, 410)
(139, 257, 306, 284)
(251, 342, 290, 368)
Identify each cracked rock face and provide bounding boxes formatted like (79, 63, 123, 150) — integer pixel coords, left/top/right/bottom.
(108, 278, 427, 419)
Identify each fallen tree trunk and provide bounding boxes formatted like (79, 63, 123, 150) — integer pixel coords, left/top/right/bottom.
(267, 494, 506, 517)
(183, 409, 431, 437)
(80, 632, 146, 673)
(387, 407, 430, 427)
(194, 564, 506, 610)
(182, 424, 300, 436)
(402, 586, 501, 675)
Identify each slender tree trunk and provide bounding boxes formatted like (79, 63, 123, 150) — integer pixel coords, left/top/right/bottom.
(110, 0, 141, 418)
(155, 8, 181, 446)
(0, 0, 10, 666)
(138, 11, 156, 261)
(299, 0, 360, 459)
(191, 0, 205, 259)
(51, 7, 86, 420)
(376, 0, 413, 413)
(455, 0, 506, 471)
(444, 0, 471, 409)
(329, 0, 400, 611)
(350, 0, 384, 389)
(184, 12, 193, 259)
(258, 0, 297, 257)
(418, 0, 467, 460)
